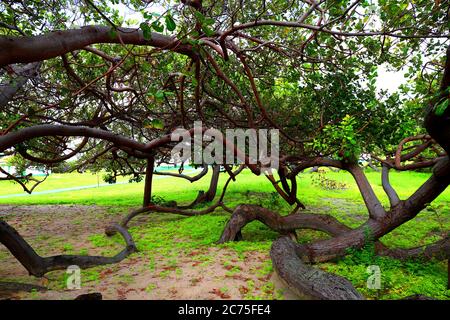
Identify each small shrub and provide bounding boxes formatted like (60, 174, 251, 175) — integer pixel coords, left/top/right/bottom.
(311, 169, 348, 190)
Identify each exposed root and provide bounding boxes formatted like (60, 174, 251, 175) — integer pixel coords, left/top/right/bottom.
(219, 204, 450, 262)
(376, 235, 449, 261)
(218, 204, 350, 243)
(115, 165, 245, 230)
(0, 220, 137, 277)
(270, 236, 364, 300)
(117, 206, 152, 230)
(114, 201, 227, 233)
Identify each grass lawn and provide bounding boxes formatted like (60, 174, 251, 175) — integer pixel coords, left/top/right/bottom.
(0, 168, 449, 299)
(1, 168, 449, 207)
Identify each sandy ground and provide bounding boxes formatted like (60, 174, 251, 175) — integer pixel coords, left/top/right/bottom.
(0, 205, 298, 300)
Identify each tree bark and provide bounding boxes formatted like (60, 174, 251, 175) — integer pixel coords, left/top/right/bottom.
(112, 207, 152, 230)
(0, 62, 41, 107)
(205, 164, 220, 201)
(424, 45, 450, 155)
(0, 124, 198, 156)
(142, 156, 155, 207)
(0, 282, 47, 294)
(376, 236, 449, 261)
(381, 165, 400, 207)
(0, 25, 194, 67)
(270, 236, 364, 300)
(219, 204, 449, 262)
(0, 220, 137, 277)
(74, 292, 103, 300)
(218, 204, 349, 243)
(172, 164, 221, 209)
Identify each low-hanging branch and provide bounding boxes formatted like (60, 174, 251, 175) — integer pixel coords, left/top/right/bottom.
(0, 220, 137, 277)
(0, 167, 48, 194)
(17, 137, 89, 164)
(111, 165, 245, 231)
(153, 164, 208, 182)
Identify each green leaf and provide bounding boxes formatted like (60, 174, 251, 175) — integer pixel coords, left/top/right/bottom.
(202, 25, 215, 37)
(204, 17, 215, 25)
(194, 11, 205, 23)
(435, 99, 449, 116)
(152, 119, 164, 129)
(154, 90, 165, 101)
(144, 119, 164, 130)
(165, 14, 176, 31)
(140, 22, 152, 40)
(143, 12, 158, 20)
(151, 21, 164, 32)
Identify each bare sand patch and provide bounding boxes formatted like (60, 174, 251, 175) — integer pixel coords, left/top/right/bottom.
(0, 205, 297, 300)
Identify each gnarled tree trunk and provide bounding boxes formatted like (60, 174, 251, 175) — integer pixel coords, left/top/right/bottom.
(271, 236, 364, 300)
(0, 220, 137, 277)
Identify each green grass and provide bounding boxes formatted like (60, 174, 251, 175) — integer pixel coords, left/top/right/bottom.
(0, 168, 449, 207)
(1, 168, 449, 299)
(0, 172, 129, 195)
(87, 200, 448, 299)
(322, 243, 449, 300)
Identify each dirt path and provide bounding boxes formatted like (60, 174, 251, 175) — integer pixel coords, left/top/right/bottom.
(0, 205, 297, 300)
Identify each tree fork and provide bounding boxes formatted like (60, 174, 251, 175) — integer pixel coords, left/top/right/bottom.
(176, 164, 221, 209)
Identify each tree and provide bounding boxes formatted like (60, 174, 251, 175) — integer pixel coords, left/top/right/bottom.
(0, 0, 449, 299)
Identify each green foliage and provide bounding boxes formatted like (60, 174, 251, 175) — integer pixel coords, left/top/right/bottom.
(139, 22, 152, 40)
(311, 169, 348, 190)
(143, 118, 164, 130)
(434, 99, 449, 116)
(193, 11, 215, 36)
(102, 173, 117, 184)
(145, 283, 157, 292)
(164, 14, 176, 32)
(139, 10, 177, 38)
(128, 173, 143, 183)
(312, 115, 361, 161)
